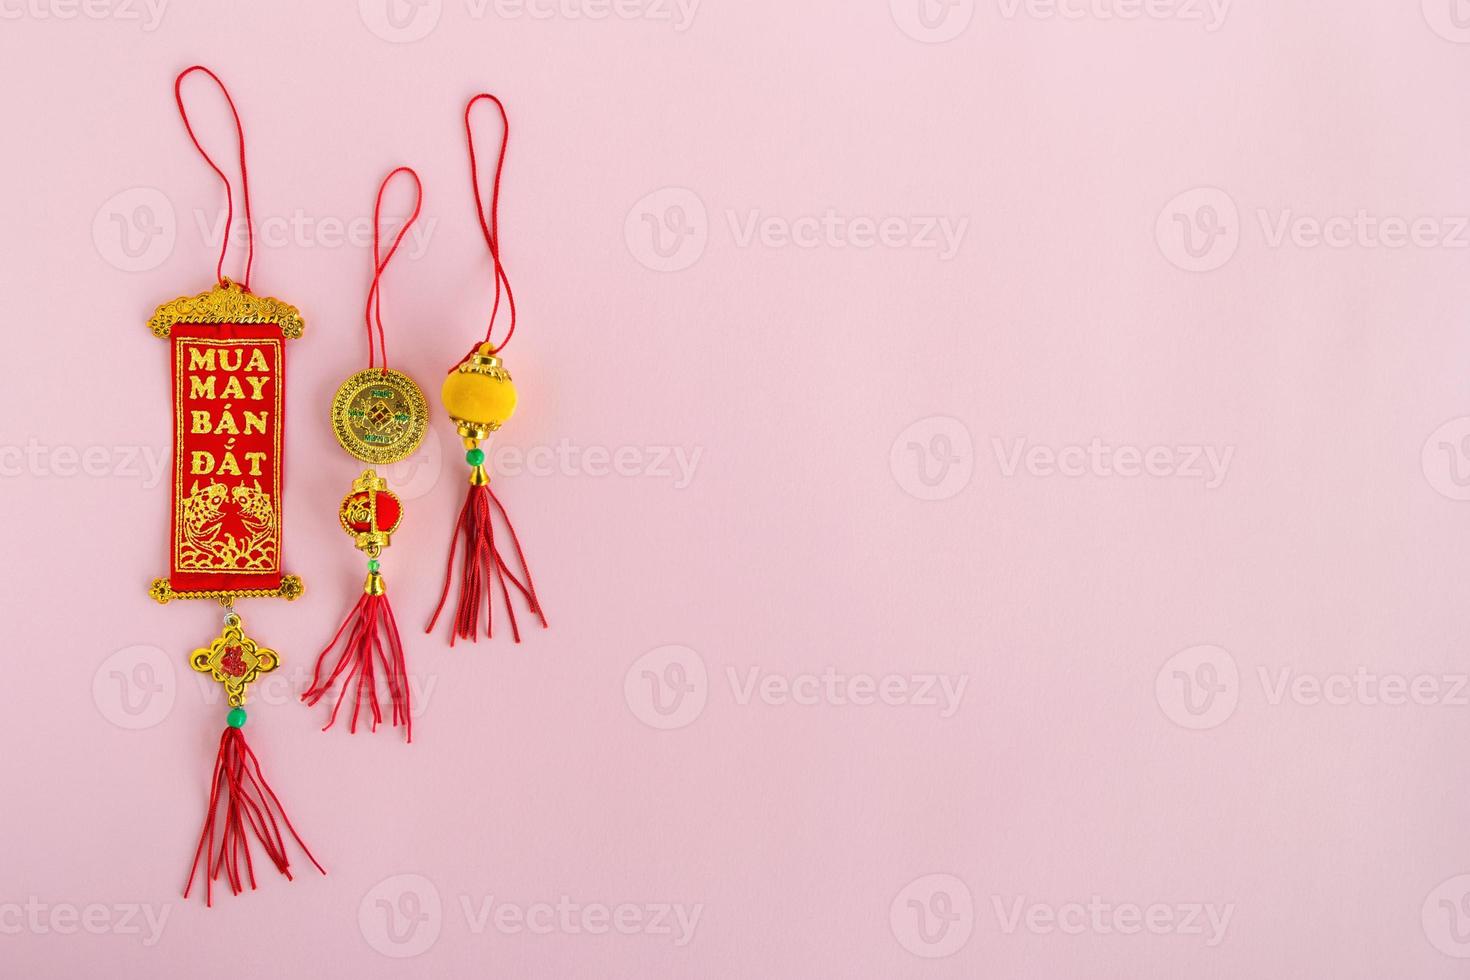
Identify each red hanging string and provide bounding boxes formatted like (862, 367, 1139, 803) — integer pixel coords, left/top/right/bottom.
(174, 66, 254, 290)
(427, 479, 547, 645)
(464, 93, 517, 355)
(303, 590, 412, 740)
(364, 167, 424, 372)
(184, 725, 324, 906)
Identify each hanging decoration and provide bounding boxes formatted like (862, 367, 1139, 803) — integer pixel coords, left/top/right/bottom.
(427, 93, 548, 645)
(147, 65, 323, 905)
(303, 167, 428, 740)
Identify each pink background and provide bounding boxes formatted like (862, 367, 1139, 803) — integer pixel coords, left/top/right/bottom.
(5, 0, 1470, 976)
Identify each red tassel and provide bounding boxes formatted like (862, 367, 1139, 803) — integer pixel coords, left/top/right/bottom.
(302, 587, 411, 741)
(184, 726, 324, 907)
(427, 481, 547, 645)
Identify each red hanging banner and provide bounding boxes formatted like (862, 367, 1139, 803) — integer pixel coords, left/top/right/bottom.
(148, 282, 305, 603)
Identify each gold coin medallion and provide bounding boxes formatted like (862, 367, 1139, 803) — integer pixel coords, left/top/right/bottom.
(330, 368, 429, 465)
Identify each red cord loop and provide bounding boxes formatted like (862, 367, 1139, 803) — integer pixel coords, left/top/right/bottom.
(364, 167, 424, 372)
(174, 66, 254, 290)
(465, 94, 517, 353)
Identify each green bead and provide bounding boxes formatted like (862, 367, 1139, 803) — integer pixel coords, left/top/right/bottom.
(466, 447, 485, 466)
(227, 707, 247, 728)
(368, 559, 380, 572)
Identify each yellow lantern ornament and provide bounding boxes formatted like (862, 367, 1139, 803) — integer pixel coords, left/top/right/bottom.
(426, 93, 547, 645)
(442, 343, 517, 484)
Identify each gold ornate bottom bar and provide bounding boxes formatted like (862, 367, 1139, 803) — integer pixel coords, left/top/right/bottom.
(148, 574, 305, 605)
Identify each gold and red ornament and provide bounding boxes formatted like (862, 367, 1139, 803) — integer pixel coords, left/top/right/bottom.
(302, 168, 427, 739)
(148, 66, 322, 905)
(427, 94, 548, 644)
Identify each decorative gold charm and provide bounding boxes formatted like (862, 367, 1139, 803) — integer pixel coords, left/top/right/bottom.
(338, 469, 404, 555)
(189, 612, 280, 707)
(330, 368, 428, 465)
(150, 575, 304, 605)
(148, 278, 305, 340)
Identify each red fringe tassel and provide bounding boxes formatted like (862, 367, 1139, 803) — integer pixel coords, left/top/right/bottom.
(303, 591, 411, 740)
(427, 481, 547, 645)
(184, 726, 324, 907)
